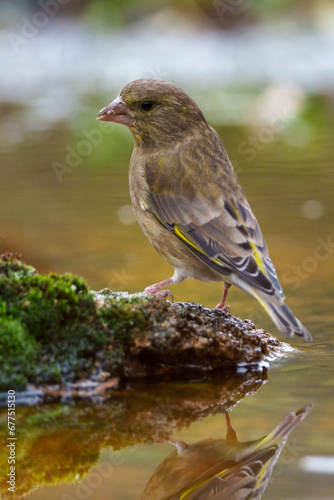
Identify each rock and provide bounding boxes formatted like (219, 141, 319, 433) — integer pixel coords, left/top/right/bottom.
(0, 253, 291, 395)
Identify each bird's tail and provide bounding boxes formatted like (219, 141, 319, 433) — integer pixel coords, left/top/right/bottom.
(235, 405, 312, 462)
(234, 405, 312, 477)
(253, 292, 312, 341)
(262, 404, 312, 444)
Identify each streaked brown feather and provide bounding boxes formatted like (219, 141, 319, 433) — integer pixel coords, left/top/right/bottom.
(143, 126, 284, 299)
(110, 77, 312, 340)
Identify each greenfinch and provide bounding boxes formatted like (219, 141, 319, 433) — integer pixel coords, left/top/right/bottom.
(141, 405, 312, 499)
(97, 79, 311, 341)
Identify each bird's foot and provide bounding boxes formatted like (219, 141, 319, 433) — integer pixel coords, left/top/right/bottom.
(144, 278, 174, 301)
(154, 289, 174, 300)
(215, 283, 231, 312)
(215, 302, 230, 313)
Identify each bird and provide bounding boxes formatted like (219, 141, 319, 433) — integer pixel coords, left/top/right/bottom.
(97, 78, 311, 341)
(140, 405, 312, 499)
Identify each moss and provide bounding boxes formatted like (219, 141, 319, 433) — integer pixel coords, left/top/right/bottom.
(0, 318, 39, 390)
(0, 253, 289, 394)
(0, 253, 110, 390)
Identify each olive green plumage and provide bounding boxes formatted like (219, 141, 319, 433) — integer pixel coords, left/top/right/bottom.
(141, 405, 312, 499)
(97, 78, 311, 341)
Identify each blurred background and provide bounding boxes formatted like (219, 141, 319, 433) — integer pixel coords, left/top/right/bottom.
(0, 1, 334, 498)
(0, 0, 333, 302)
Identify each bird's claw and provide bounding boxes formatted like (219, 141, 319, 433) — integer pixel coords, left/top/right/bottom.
(215, 303, 230, 313)
(155, 289, 174, 300)
(144, 286, 173, 301)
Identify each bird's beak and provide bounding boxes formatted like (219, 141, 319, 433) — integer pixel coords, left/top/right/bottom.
(96, 96, 132, 126)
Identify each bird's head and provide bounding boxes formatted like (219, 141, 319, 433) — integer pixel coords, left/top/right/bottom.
(97, 78, 207, 147)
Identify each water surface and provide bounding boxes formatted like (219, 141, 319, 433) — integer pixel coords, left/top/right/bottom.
(0, 21, 334, 500)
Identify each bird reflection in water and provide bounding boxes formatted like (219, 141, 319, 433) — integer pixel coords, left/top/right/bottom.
(142, 405, 311, 499)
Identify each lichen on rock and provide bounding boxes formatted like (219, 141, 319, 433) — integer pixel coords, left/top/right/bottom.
(0, 253, 291, 395)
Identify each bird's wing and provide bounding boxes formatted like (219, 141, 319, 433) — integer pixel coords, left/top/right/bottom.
(168, 448, 276, 499)
(169, 474, 256, 499)
(143, 136, 284, 299)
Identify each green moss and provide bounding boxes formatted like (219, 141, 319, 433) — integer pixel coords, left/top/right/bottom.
(0, 254, 112, 390)
(0, 253, 286, 394)
(0, 254, 154, 391)
(0, 318, 39, 390)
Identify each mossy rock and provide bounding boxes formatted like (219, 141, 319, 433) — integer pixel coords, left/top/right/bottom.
(0, 253, 290, 396)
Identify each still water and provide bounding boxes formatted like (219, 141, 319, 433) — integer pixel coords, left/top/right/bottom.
(0, 88, 334, 498)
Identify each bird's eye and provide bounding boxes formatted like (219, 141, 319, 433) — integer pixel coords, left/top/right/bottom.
(141, 101, 154, 111)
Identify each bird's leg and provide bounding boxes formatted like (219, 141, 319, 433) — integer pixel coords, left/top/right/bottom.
(225, 412, 238, 442)
(215, 282, 231, 312)
(144, 272, 184, 301)
(144, 278, 174, 300)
